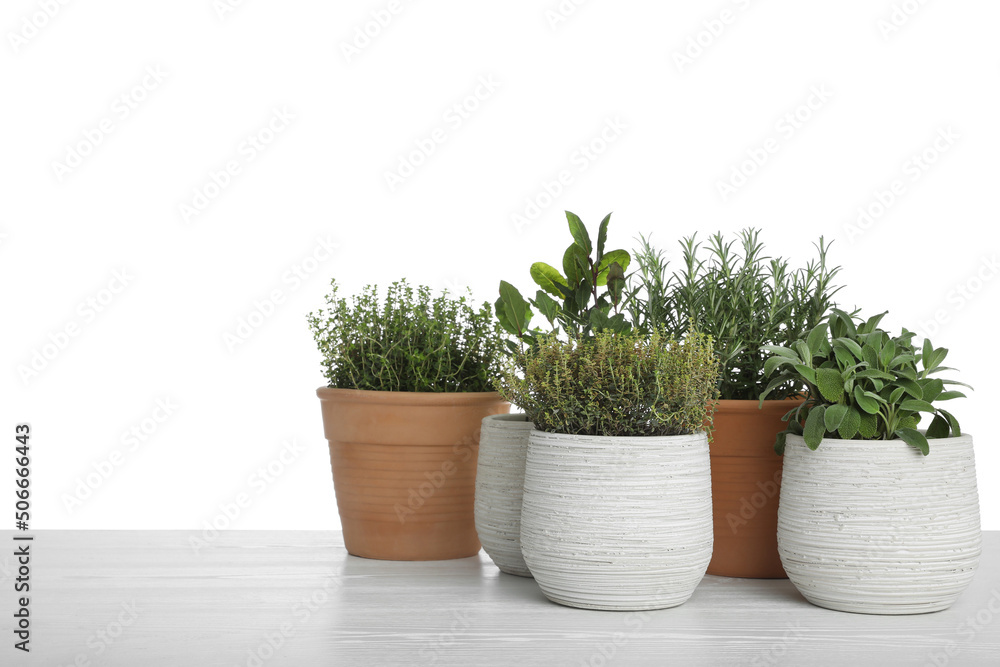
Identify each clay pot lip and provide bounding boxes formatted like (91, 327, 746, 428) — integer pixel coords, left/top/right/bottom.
(713, 398, 805, 413)
(316, 386, 507, 406)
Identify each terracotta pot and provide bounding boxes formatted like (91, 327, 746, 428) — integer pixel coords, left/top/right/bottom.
(707, 399, 803, 578)
(316, 387, 509, 560)
(778, 433, 981, 614)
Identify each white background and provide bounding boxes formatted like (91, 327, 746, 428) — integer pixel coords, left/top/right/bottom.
(3, 0, 998, 533)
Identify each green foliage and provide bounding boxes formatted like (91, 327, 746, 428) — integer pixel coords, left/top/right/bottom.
(307, 279, 504, 392)
(495, 211, 635, 352)
(761, 309, 971, 455)
(496, 330, 721, 437)
(632, 229, 845, 401)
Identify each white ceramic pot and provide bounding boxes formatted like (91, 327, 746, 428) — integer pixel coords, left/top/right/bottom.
(520, 430, 713, 611)
(778, 433, 981, 614)
(474, 414, 535, 577)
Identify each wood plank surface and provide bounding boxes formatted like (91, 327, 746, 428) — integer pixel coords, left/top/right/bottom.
(2, 531, 998, 666)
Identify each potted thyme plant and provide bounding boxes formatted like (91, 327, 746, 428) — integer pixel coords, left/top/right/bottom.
(632, 230, 845, 578)
(760, 309, 980, 614)
(308, 280, 508, 561)
(487, 212, 720, 610)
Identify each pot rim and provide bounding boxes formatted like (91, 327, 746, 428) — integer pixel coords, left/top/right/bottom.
(785, 431, 974, 446)
(316, 386, 506, 406)
(483, 413, 532, 423)
(713, 398, 805, 412)
(528, 428, 708, 445)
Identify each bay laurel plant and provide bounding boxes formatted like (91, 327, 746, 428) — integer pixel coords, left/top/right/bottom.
(632, 230, 845, 401)
(496, 330, 721, 437)
(760, 309, 971, 455)
(495, 211, 635, 351)
(307, 279, 504, 392)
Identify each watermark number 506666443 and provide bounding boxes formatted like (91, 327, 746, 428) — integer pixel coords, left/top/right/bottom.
(13, 423, 33, 654)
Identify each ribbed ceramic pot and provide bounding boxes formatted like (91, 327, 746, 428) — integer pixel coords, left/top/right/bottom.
(520, 430, 714, 611)
(778, 433, 981, 614)
(475, 414, 535, 577)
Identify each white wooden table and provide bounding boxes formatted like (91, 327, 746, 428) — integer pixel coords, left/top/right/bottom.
(4, 531, 998, 666)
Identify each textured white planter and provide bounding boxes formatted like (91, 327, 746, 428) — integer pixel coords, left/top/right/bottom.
(474, 413, 535, 577)
(778, 433, 981, 615)
(520, 430, 713, 611)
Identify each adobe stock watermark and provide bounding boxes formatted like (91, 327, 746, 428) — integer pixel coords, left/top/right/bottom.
(924, 588, 1000, 667)
(544, 0, 592, 31)
(16, 268, 134, 386)
(189, 438, 306, 554)
(178, 106, 295, 223)
(877, 0, 931, 41)
(223, 235, 338, 352)
(511, 116, 628, 234)
(726, 469, 780, 534)
(340, 0, 416, 63)
(915, 253, 998, 340)
(51, 65, 168, 183)
(672, 0, 755, 73)
(716, 84, 833, 202)
(213, 0, 250, 21)
(747, 622, 806, 666)
(418, 610, 474, 665)
(394, 437, 475, 523)
(7, 0, 73, 54)
(383, 75, 500, 192)
(842, 125, 958, 244)
(54, 601, 141, 667)
(61, 398, 179, 514)
(237, 571, 343, 667)
(577, 610, 654, 666)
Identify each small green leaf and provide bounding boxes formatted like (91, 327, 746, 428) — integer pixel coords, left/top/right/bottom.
(774, 430, 787, 455)
(562, 243, 588, 284)
(937, 408, 962, 436)
(606, 262, 626, 305)
(789, 364, 814, 386)
(761, 345, 798, 359)
(533, 290, 559, 326)
(855, 369, 896, 381)
(565, 211, 592, 255)
(936, 391, 967, 401)
(838, 407, 861, 439)
(926, 414, 951, 439)
(807, 323, 829, 359)
(764, 356, 793, 377)
(834, 337, 864, 359)
(794, 340, 812, 363)
(804, 406, 827, 449)
(853, 386, 879, 414)
(498, 281, 531, 335)
(824, 404, 849, 431)
(921, 378, 944, 402)
(596, 212, 611, 260)
(900, 399, 936, 413)
(895, 427, 929, 456)
(815, 368, 845, 402)
(529, 262, 568, 297)
(894, 377, 923, 400)
(759, 372, 798, 403)
(833, 346, 856, 369)
(596, 250, 631, 285)
(858, 411, 879, 438)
